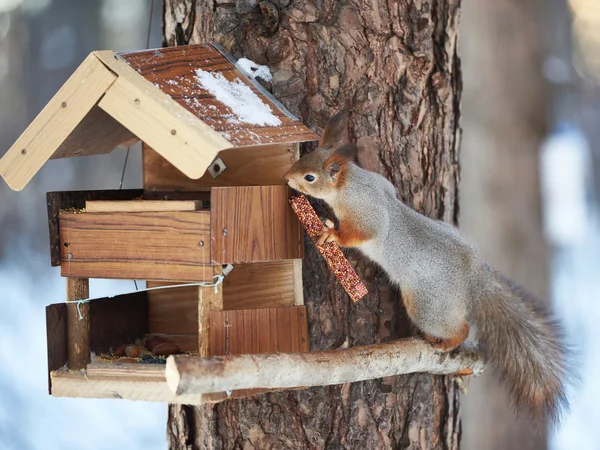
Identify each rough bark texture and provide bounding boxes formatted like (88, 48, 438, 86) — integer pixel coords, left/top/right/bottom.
(459, 0, 550, 449)
(163, 1, 462, 448)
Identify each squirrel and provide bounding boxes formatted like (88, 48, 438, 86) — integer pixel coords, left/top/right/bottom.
(284, 108, 570, 425)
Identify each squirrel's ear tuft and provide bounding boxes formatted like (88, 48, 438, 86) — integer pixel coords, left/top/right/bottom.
(320, 108, 349, 150)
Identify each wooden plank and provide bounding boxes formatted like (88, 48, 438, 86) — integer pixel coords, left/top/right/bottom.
(208, 306, 307, 357)
(95, 50, 231, 181)
(222, 260, 301, 309)
(85, 200, 203, 213)
(50, 369, 205, 404)
(89, 291, 148, 355)
(0, 54, 116, 191)
(119, 45, 319, 148)
(66, 278, 90, 370)
(59, 210, 212, 281)
(206, 306, 308, 399)
(50, 105, 137, 159)
(47, 189, 144, 267)
(147, 284, 198, 336)
(199, 266, 223, 357)
(142, 143, 298, 191)
(210, 186, 303, 264)
(46, 303, 67, 394)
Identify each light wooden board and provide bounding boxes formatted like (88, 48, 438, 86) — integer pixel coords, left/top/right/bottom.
(210, 186, 303, 264)
(223, 260, 303, 309)
(95, 50, 231, 181)
(208, 306, 309, 399)
(50, 105, 137, 159)
(143, 143, 299, 191)
(119, 45, 319, 147)
(50, 368, 204, 404)
(85, 200, 203, 213)
(0, 54, 116, 191)
(199, 266, 224, 357)
(59, 210, 212, 281)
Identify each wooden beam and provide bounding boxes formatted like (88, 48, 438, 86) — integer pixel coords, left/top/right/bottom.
(0, 54, 116, 191)
(210, 186, 303, 264)
(59, 210, 212, 281)
(50, 367, 205, 404)
(143, 143, 299, 191)
(85, 199, 204, 213)
(66, 277, 90, 370)
(166, 339, 486, 396)
(95, 50, 232, 181)
(47, 189, 144, 267)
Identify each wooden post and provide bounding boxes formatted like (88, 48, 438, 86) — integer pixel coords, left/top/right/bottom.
(66, 277, 90, 370)
(198, 266, 223, 357)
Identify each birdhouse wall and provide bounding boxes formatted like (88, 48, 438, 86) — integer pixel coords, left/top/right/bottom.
(142, 143, 299, 191)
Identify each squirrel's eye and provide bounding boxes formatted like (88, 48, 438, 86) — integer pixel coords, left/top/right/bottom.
(304, 174, 316, 182)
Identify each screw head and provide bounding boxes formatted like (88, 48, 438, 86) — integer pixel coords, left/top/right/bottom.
(21, 149, 26, 155)
(134, 99, 140, 105)
(171, 129, 177, 135)
(198, 241, 205, 247)
(222, 229, 228, 236)
(61, 102, 67, 108)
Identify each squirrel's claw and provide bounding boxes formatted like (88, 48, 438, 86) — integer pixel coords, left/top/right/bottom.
(316, 220, 338, 245)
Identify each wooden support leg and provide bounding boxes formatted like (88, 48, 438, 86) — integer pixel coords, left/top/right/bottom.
(66, 277, 90, 370)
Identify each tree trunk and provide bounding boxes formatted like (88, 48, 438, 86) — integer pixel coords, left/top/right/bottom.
(459, 0, 550, 449)
(163, 1, 462, 448)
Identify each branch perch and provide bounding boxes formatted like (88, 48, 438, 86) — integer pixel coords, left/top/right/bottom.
(166, 338, 486, 396)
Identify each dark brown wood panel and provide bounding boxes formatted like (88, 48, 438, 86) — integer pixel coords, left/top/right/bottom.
(210, 186, 303, 264)
(47, 189, 143, 266)
(142, 143, 298, 191)
(119, 45, 318, 148)
(59, 210, 212, 281)
(46, 303, 67, 394)
(89, 291, 148, 355)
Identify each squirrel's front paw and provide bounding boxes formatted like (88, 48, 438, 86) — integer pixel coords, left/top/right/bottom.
(316, 219, 339, 245)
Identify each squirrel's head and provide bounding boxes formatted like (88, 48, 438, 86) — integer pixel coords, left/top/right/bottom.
(284, 108, 358, 201)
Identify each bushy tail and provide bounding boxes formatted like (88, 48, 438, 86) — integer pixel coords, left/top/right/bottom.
(474, 267, 571, 426)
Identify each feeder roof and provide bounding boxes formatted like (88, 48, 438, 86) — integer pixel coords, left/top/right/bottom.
(0, 43, 318, 191)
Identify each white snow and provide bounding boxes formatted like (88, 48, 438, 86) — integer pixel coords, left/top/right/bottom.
(235, 57, 273, 82)
(194, 68, 281, 127)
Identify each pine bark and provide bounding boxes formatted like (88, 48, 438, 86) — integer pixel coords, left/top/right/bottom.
(163, 1, 463, 448)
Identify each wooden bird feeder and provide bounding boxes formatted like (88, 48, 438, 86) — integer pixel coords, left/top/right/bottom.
(2, 43, 484, 405)
(1, 42, 321, 404)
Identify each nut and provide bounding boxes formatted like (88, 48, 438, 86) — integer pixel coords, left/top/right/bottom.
(144, 335, 166, 352)
(152, 342, 181, 356)
(113, 344, 127, 357)
(125, 345, 140, 357)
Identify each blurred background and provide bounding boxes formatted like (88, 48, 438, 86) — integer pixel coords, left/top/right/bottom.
(0, 0, 598, 449)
